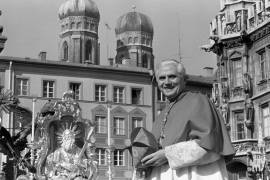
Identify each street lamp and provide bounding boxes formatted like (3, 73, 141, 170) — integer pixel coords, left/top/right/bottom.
(107, 101, 113, 180)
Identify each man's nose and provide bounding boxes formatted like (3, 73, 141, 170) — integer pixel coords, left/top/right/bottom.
(164, 77, 170, 84)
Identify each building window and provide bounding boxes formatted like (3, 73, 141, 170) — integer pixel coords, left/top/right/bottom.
(85, 40, 92, 63)
(113, 117, 125, 135)
(146, 39, 150, 46)
(131, 88, 142, 105)
(16, 78, 29, 96)
(43, 80, 55, 98)
(77, 22, 82, 29)
(132, 117, 143, 130)
(234, 111, 245, 140)
(95, 115, 107, 134)
(96, 148, 106, 165)
(95, 85, 106, 102)
(141, 37, 146, 44)
(71, 22, 75, 29)
(69, 82, 81, 100)
(157, 89, 166, 102)
(262, 105, 270, 137)
(113, 86, 124, 103)
(142, 54, 148, 68)
(134, 37, 138, 44)
(90, 23, 95, 31)
(114, 149, 125, 166)
(231, 58, 243, 87)
(63, 41, 68, 61)
(128, 37, 133, 44)
(259, 50, 267, 80)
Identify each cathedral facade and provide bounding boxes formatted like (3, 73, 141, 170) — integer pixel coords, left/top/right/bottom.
(204, 0, 270, 179)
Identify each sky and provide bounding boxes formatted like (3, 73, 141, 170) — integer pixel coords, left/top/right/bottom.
(0, 0, 220, 75)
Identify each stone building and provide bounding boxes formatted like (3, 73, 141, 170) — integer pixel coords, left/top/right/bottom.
(203, 0, 270, 179)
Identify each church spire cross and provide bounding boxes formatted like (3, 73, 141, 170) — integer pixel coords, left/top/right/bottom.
(132, 5, 136, 12)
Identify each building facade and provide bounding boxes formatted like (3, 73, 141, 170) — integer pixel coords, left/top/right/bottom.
(204, 0, 270, 179)
(0, 56, 154, 180)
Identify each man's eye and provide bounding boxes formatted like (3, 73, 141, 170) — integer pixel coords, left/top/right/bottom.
(168, 75, 176, 79)
(159, 77, 165, 80)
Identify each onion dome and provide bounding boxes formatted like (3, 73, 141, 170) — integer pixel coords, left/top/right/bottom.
(115, 11, 153, 34)
(58, 0, 100, 20)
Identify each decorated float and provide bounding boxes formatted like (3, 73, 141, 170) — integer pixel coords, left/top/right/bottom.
(15, 90, 98, 180)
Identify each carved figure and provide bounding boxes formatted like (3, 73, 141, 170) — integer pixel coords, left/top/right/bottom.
(221, 15, 226, 35)
(236, 12, 241, 32)
(220, 99, 229, 125)
(245, 98, 254, 126)
(45, 124, 93, 180)
(243, 73, 252, 98)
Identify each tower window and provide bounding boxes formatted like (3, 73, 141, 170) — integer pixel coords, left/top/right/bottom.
(85, 40, 92, 63)
(142, 54, 148, 68)
(63, 41, 68, 61)
(146, 39, 150, 46)
(77, 22, 82, 29)
(90, 23, 95, 31)
(85, 22, 90, 29)
(128, 37, 133, 44)
(134, 37, 138, 44)
(71, 22, 75, 29)
(141, 37, 146, 44)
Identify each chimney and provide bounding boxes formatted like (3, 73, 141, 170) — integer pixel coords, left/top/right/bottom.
(108, 58, 114, 66)
(203, 67, 214, 77)
(39, 51, 47, 61)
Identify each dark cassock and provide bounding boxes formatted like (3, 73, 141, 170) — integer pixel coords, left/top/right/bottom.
(149, 91, 235, 180)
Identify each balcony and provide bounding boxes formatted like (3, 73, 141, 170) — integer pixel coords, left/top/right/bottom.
(233, 139, 258, 156)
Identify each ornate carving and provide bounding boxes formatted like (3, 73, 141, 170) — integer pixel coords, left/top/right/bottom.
(233, 141, 259, 155)
(223, 38, 243, 49)
(250, 23, 270, 43)
(244, 98, 254, 129)
(25, 91, 97, 180)
(242, 73, 253, 98)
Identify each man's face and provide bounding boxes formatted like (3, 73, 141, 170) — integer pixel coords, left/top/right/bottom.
(157, 63, 185, 100)
(62, 137, 75, 151)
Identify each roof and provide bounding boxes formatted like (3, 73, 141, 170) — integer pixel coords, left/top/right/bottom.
(115, 11, 153, 34)
(0, 56, 152, 76)
(187, 74, 215, 86)
(58, 0, 100, 20)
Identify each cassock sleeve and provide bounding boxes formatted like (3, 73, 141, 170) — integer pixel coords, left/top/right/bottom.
(187, 94, 233, 156)
(164, 140, 220, 169)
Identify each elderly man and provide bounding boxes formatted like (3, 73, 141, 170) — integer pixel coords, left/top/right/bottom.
(141, 59, 235, 180)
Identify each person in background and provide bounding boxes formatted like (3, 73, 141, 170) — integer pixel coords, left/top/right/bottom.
(141, 59, 235, 180)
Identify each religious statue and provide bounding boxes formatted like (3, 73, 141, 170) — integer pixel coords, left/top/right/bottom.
(220, 99, 229, 125)
(245, 98, 254, 128)
(242, 73, 252, 98)
(221, 15, 226, 35)
(235, 11, 241, 32)
(45, 122, 96, 180)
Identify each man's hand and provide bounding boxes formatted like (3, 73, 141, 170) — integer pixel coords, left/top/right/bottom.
(141, 149, 167, 167)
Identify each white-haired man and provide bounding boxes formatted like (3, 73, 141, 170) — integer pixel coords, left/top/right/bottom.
(141, 59, 235, 180)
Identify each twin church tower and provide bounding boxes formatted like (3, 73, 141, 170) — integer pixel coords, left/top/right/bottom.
(58, 0, 154, 69)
